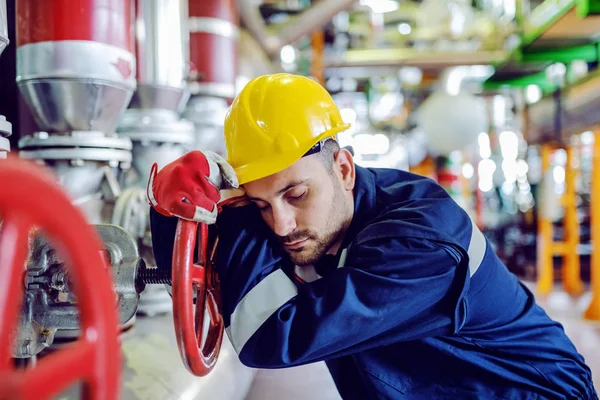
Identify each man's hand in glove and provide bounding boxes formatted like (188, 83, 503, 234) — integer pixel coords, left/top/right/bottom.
(146, 150, 246, 224)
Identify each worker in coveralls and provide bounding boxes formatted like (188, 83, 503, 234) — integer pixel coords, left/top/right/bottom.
(147, 74, 597, 399)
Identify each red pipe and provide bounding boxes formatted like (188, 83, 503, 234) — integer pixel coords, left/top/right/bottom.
(16, 0, 133, 51)
(188, 0, 238, 100)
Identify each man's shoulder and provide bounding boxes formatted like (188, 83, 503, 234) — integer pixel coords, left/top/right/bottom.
(366, 166, 451, 204)
(354, 167, 471, 249)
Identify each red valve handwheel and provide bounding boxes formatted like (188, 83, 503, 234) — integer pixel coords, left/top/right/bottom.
(172, 220, 224, 376)
(0, 157, 120, 399)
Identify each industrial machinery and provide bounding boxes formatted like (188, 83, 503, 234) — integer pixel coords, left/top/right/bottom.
(14, 0, 136, 347)
(1, 0, 256, 398)
(0, 159, 122, 399)
(115, 0, 195, 317)
(0, 156, 232, 398)
(183, 0, 239, 156)
(16, 0, 135, 225)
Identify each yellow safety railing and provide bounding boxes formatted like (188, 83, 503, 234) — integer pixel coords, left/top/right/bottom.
(537, 144, 584, 296)
(536, 134, 600, 321)
(584, 132, 600, 320)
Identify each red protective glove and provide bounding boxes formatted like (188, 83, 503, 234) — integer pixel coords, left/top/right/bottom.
(146, 150, 240, 224)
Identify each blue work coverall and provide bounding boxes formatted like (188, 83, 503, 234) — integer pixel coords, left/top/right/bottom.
(150, 165, 597, 400)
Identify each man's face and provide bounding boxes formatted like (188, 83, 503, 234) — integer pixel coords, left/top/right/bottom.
(243, 151, 355, 266)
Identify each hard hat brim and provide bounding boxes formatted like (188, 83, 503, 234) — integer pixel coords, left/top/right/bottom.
(234, 123, 351, 185)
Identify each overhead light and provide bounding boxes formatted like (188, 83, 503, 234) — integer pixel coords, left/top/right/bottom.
(499, 130, 519, 160)
(553, 165, 565, 185)
(326, 77, 342, 92)
(546, 63, 566, 86)
(280, 45, 296, 64)
(360, 0, 399, 14)
(503, 0, 516, 19)
(525, 84, 542, 104)
(478, 132, 491, 159)
(398, 67, 422, 86)
(493, 95, 506, 127)
(581, 130, 594, 145)
(462, 163, 474, 179)
(571, 59, 589, 79)
(340, 108, 357, 125)
(397, 23, 411, 35)
(502, 159, 518, 184)
(478, 159, 496, 192)
(516, 160, 529, 177)
(354, 133, 390, 155)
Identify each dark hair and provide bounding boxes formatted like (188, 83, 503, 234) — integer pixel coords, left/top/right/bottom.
(318, 139, 340, 174)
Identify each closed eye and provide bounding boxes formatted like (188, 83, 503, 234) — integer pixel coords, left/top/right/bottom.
(252, 201, 270, 211)
(287, 191, 307, 202)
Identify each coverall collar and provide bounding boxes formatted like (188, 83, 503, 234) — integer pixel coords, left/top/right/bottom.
(338, 165, 377, 254)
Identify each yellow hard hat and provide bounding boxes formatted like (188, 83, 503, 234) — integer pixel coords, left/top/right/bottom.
(224, 73, 350, 185)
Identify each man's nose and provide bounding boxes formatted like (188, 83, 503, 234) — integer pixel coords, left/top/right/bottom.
(271, 204, 297, 238)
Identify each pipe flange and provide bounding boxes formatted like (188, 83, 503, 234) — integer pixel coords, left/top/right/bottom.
(118, 125, 195, 145)
(0, 137, 9, 155)
(183, 96, 229, 127)
(188, 81, 236, 99)
(19, 132, 133, 151)
(0, 116, 12, 138)
(19, 148, 132, 167)
(118, 109, 195, 144)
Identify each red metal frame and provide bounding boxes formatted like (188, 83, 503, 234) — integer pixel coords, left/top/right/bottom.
(172, 220, 224, 376)
(0, 157, 121, 399)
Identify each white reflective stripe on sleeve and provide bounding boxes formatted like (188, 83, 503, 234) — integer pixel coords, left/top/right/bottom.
(294, 264, 322, 283)
(226, 269, 298, 353)
(337, 248, 348, 268)
(467, 219, 486, 277)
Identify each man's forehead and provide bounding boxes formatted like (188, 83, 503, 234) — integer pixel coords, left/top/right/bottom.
(244, 156, 320, 197)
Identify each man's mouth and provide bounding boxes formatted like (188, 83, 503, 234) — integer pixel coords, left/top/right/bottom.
(283, 238, 309, 250)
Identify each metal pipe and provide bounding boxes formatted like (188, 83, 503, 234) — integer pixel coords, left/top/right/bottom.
(240, 0, 354, 57)
(130, 0, 189, 112)
(188, 0, 239, 100)
(16, 0, 136, 134)
(325, 48, 509, 69)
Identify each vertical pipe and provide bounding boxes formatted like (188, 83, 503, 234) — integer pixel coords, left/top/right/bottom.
(311, 30, 325, 86)
(537, 144, 554, 295)
(16, 0, 133, 49)
(584, 131, 600, 320)
(129, 0, 189, 112)
(16, 0, 136, 134)
(187, 0, 238, 101)
(563, 145, 584, 295)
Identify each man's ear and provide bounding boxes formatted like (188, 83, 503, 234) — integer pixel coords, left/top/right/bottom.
(335, 148, 355, 191)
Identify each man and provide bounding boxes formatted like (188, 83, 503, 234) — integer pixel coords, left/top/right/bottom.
(148, 74, 597, 399)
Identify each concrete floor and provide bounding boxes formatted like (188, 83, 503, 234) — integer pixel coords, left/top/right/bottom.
(244, 280, 600, 399)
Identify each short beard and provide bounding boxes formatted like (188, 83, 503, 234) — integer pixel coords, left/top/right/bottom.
(279, 182, 350, 266)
